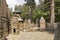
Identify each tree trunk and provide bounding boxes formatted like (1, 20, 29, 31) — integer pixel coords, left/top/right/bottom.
(50, 0, 55, 29)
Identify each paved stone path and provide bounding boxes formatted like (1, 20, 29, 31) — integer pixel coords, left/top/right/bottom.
(7, 31, 54, 40)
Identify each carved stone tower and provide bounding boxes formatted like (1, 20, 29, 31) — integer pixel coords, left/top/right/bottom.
(0, 0, 10, 40)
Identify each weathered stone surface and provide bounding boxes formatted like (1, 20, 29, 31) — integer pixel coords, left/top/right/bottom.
(0, 0, 10, 40)
(40, 17, 46, 30)
(11, 17, 19, 34)
(54, 22, 60, 40)
(46, 23, 58, 30)
(7, 31, 54, 40)
(10, 11, 23, 34)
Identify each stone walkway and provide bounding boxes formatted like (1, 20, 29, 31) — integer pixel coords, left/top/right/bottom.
(7, 31, 54, 40)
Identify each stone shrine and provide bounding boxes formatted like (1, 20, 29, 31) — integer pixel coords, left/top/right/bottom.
(40, 17, 46, 30)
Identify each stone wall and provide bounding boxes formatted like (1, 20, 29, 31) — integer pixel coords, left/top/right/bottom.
(54, 22, 60, 40)
(46, 23, 58, 30)
(0, 0, 10, 40)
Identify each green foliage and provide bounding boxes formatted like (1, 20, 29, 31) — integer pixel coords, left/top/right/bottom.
(14, 4, 49, 22)
(55, 0, 60, 2)
(21, 5, 29, 19)
(14, 4, 29, 19)
(40, 0, 60, 22)
(32, 6, 49, 22)
(33, 7, 48, 18)
(55, 9, 60, 22)
(13, 0, 60, 22)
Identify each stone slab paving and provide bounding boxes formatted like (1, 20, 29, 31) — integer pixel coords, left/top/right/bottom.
(7, 31, 54, 40)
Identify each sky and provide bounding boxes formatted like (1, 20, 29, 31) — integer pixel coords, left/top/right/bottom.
(6, 0, 39, 10)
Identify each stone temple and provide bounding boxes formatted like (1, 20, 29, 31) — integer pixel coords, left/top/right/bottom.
(0, 0, 56, 40)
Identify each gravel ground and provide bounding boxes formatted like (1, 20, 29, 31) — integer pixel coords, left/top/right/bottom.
(7, 31, 54, 40)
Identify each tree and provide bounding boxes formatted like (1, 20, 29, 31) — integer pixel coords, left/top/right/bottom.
(39, 0, 55, 27)
(14, 4, 29, 20)
(25, 0, 36, 22)
(21, 4, 29, 19)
